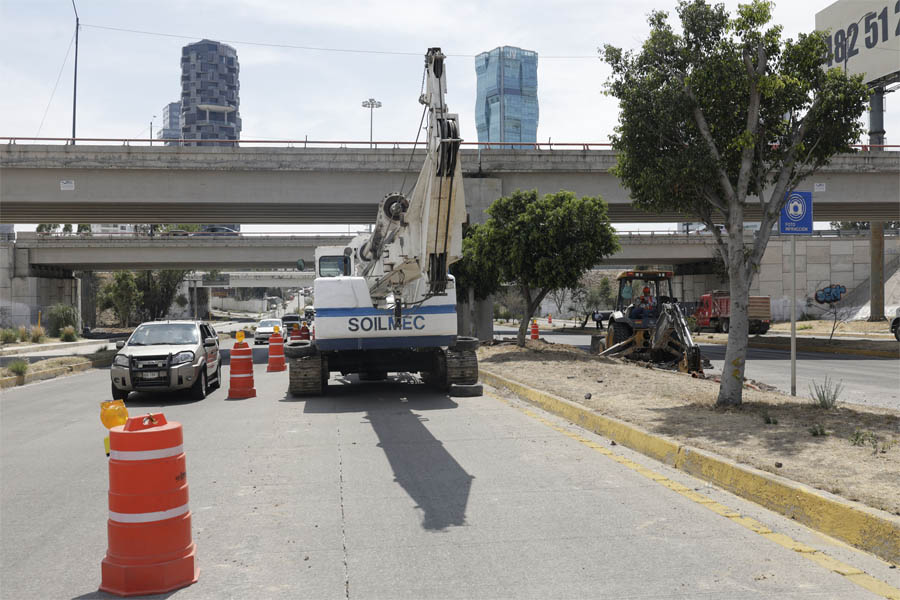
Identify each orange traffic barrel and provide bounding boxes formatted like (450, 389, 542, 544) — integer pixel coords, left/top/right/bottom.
(290, 323, 301, 341)
(530, 320, 539, 340)
(298, 323, 311, 341)
(267, 331, 286, 372)
(228, 340, 256, 399)
(100, 413, 198, 596)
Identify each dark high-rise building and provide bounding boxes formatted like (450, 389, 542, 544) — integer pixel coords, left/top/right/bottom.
(157, 101, 182, 145)
(474, 46, 538, 148)
(180, 39, 241, 146)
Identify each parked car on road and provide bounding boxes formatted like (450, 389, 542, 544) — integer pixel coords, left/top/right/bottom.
(111, 320, 222, 400)
(281, 313, 301, 335)
(255, 318, 283, 345)
(192, 226, 239, 237)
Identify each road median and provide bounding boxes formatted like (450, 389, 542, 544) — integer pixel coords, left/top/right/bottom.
(0, 351, 116, 389)
(477, 342, 900, 565)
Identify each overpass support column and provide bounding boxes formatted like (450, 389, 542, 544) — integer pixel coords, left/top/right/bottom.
(868, 221, 885, 321)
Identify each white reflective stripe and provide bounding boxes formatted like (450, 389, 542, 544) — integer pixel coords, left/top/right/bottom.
(109, 444, 184, 461)
(230, 373, 254, 378)
(109, 503, 189, 524)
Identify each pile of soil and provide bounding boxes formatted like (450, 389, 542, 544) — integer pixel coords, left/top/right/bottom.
(478, 341, 900, 515)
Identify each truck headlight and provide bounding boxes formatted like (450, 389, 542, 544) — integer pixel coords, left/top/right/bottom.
(113, 354, 130, 368)
(171, 351, 194, 365)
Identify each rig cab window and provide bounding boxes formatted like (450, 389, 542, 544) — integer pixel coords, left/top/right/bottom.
(318, 255, 351, 277)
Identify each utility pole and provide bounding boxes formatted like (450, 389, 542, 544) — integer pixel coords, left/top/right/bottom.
(71, 0, 79, 145)
(361, 98, 382, 148)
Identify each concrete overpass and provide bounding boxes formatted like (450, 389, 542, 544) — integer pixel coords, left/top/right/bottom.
(12, 229, 893, 272)
(2, 144, 898, 223)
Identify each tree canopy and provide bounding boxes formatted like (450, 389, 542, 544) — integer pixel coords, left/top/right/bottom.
(601, 0, 869, 405)
(476, 189, 619, 345)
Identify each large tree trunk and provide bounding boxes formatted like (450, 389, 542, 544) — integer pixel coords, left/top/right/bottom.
(717, 211, 750, 406)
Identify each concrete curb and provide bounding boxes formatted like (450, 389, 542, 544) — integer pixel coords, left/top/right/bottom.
(480, 368, 900, 565)
(700, 337, 898, 359)
(0, 354, 115, 389)
(0, 337, 120, 357)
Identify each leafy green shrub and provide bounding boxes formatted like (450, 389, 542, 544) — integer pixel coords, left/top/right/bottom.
(47, 303, 79, 336)
(1, 328, 18, 344)
(8, 359, 29, 376)
(60, 325, 78, 342)
(17, 326, 28, 342)
(797, 323, 813, 331)
(809, 375, 842, 409)
(29, 325, 46, 343)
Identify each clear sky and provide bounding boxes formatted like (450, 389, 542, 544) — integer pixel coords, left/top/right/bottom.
(1, 0, 896, 232)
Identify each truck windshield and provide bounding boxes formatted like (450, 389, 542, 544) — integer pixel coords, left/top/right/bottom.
(129, 324, 199, 346)
(319, 255, 350, 277)
(259, 320, 280, 328)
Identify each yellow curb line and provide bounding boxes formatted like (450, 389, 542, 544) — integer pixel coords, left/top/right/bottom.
(484, 386, 900, 599)
(700, 337, 898, 358)
(479, 368, 900, 566)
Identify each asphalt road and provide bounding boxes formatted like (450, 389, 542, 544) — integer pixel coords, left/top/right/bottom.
(496, 326, 900, 410)
(1, 339, 897, 598)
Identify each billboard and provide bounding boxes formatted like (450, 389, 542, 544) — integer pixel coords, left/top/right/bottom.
(815, 0, 900, 85)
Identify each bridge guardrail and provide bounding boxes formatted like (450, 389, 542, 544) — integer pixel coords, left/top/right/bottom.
(3, 137, 898, 152)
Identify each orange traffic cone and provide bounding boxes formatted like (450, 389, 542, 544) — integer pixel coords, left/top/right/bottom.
(548, 314, 552, 324)
(530, 320, 539, 340)
(267, 330, 286, 372)
(228, 339, 256, 399)
(100, 413, 198, 596)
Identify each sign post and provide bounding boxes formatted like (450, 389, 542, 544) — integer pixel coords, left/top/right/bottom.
(780, 191, 813, 396)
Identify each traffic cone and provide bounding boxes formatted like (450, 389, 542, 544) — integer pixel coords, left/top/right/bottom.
(530, 319, 539, 340)
(228, 340, 256, 399)
(548, 314, 552, 325)
(290, 323, 302, 341)
(100, 413, 198, 596)
(267, 330, 286, 372)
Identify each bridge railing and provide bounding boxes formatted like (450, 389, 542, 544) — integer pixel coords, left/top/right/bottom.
(14, 229, 894, 242)
(3, 137, 898, 152)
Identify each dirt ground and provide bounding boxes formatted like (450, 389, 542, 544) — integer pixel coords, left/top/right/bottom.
(1, 355, 93, 377)
(478, 341, 900, 516)
(770, 319, 894, 335)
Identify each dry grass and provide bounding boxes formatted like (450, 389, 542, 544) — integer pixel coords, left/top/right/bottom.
(0, 356, 88, 377)
(770, 319, 892, 335)
(478, 341, 900, 515)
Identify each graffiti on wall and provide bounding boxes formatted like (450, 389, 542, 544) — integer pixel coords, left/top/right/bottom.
(815, 284, 846, 304)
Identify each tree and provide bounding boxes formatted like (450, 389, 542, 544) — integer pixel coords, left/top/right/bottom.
(602, 0, 868, 406)
(549, 288, 568, 315)
(450, 223, 502, 302)
(76, 224, 91, 233)
(476, 190, 619, 345)
(36, 224, 61, 233)
(598, 276, 615, 308)
(136, 270, 190, 321)
(99, 271, 142, 326)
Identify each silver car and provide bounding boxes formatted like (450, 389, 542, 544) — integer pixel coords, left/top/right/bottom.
(111, 320, 222, 400)
(254, 318, 283, 345)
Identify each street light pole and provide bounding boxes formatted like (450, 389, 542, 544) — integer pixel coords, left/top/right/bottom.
(361, 98, 382, 148)
(71, 0, 79, 145)
(150, 115, 156, 146)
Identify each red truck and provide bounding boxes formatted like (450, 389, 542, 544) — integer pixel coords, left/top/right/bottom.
(693, 291, 771, 334)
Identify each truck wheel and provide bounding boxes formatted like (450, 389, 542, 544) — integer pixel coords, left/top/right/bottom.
(721, 319, 730, 334)
(611, 322, 631, 345)
(111, 383, 129, 401)
(284, 340, 315, 359)
(451, 336, 479, 352)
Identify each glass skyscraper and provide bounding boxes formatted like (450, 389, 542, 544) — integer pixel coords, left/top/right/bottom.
(180, 40, 241, 146)
(157, 101, 182, 145)
(474, 46, 538, 148)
